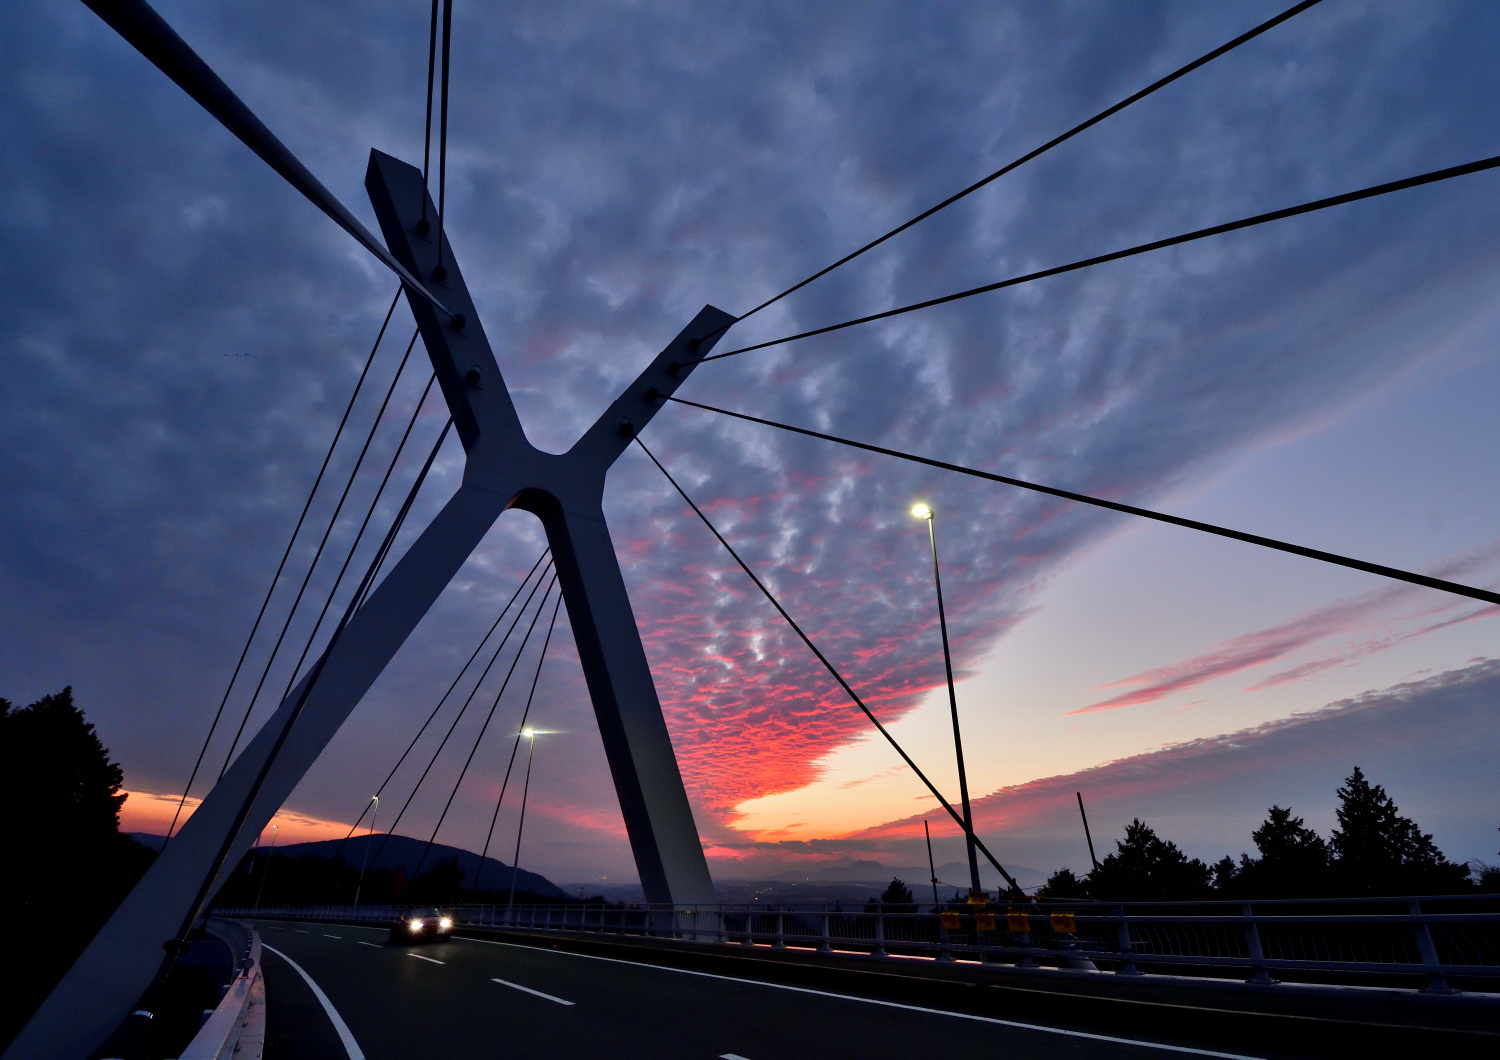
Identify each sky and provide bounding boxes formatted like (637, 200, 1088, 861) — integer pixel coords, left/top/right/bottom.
(2, 0, 1498, 891)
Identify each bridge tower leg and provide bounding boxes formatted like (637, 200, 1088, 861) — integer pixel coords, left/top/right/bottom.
(5, 150, 725, 1060)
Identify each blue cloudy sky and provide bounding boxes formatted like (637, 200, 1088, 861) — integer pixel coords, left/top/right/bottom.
(2, 0, 1498, 887)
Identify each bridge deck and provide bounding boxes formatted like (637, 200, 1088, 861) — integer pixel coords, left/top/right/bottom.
(248, 917, 1497, 1058)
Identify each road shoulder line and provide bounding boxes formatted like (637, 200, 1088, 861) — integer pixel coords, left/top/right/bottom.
(262, 943, 367, 1060)
(454, 936, 1257, 1058)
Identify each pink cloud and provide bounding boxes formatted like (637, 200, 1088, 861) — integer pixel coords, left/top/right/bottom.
(861, 656, 1500, 847)
(1066, 546, 1500, 715)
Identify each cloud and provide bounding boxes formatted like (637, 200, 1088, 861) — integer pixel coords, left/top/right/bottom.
(1068, 545, 1500, 714)
(3, 1, 1500, 879)
(839, 656, 1500, 876)
(1247, 603, 1500, 690)
(120, 789, 349, 846)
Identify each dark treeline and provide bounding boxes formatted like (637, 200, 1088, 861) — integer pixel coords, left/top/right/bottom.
(1038, 767, 1499, 902)
(0, 688, 159, 1049)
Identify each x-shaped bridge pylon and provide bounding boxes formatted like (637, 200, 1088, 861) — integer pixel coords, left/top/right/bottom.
(13, 150, 730, 1060)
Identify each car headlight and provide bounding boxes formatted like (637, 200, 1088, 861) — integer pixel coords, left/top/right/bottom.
(408, 919, 423, 932)
(438, 917, 452, 930)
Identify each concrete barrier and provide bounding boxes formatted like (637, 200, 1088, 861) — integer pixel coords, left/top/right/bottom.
(177, 920, 264, 1060)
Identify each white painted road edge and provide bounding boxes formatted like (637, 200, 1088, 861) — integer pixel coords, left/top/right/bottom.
(456, 936, 1262, 1059)
(490, 977, 575, 1006)
(261, 943, 366, 1060)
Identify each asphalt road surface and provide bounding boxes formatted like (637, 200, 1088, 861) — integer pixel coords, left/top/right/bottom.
(250, 918, 1259, 1059)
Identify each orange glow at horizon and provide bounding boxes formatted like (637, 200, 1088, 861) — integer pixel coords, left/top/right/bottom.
(119, 790, 355, 846)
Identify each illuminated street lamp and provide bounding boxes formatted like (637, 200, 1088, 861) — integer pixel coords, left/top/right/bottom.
(505, 728, 541, 924)
(911, 503, 982, 898)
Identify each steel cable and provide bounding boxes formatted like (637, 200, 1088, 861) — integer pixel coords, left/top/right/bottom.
(367, 557, 555, 869)
(420, 0, 439, 226)
(165, 289, 401, 840)
(216, 331, 422, 777)
(412, 573, 559, 880)
(663, 395, 1500, 609)
(474, 590, 563, 892)
(274, 372, 439, 704)
(80, 0, 451, 315)
(702, 152, 1500, 364)
(333, 548, 551, 857)
(436, 0, 454, 270)
(729, 0, 1325, 329)
(151, 399, 453, 1014)
(632, 433, 1021, 893)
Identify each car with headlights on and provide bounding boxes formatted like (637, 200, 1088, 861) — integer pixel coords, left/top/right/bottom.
(390, 907, 453, 944)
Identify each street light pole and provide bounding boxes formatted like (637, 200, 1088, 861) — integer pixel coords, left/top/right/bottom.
(924, 820, 941, 910)
(354, 795, 379, 905)
(253, 825, 278, 910)
(505, 729, 538, 926)
(912, 503, 982, 898)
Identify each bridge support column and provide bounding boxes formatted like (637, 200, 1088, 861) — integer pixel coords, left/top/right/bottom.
(9, 148, 730, 1060)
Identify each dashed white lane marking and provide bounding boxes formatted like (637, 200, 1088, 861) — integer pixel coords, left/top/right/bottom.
(721, 1054, 752, 1059)
(294, 929, 310, 933)
(323, 934, 342, 939)
(490, 977, 574, 1006)
(407, 952, 446, 965)
(262, 944, 365, 1060)
(357, 941, 381, 948)
(454, 937, 1258, 1058)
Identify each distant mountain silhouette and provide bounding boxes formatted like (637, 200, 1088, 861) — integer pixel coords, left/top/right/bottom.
(130, 831, 564, 897)
(265, 833, 564, 897)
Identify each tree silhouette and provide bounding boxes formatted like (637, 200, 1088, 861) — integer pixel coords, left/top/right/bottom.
(1035, 867, 1086, 900)
(1329, 767, 1468, 896)
(1232, 805, 1330, 898)
(1475, 828, 1500, 893)
(1087, 819, 1213, 901)
(874, 877, 915, 911)
(0, 688, 156, 1049)
(2, 687, 125, 869)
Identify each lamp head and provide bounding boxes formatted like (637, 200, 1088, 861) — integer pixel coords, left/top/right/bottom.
(522, 728, 536, 738)
(910, 503, 933, 520)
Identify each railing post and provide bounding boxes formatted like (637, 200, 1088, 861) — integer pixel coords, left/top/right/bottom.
(1409, 898, 1456, 994)
(774, 907, 786, 949)
(819, 907, 832, 954)
(742, 905, 755, 947)
(1241, 902, 1277, 985)
(873, 907, 889, 958)
(936, 910, 954, 964)
(1113, 907, 1142, 975)
(1006, 910, 1036, 969)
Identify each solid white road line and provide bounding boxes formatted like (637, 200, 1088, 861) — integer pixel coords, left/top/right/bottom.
(261, 943, 366, 1060)
(357, 941, 381, 948)
(490, 977, 575, 1006)
(453, 937, 1259, 1059)
(407, 953, 446, 965)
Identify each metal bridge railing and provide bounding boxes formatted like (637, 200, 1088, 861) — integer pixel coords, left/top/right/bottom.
(215, 893, 1500, 993)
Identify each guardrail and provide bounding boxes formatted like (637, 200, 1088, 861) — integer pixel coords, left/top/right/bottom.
(217, 893, 1500, 994)
(178, 919, 265, 1060)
